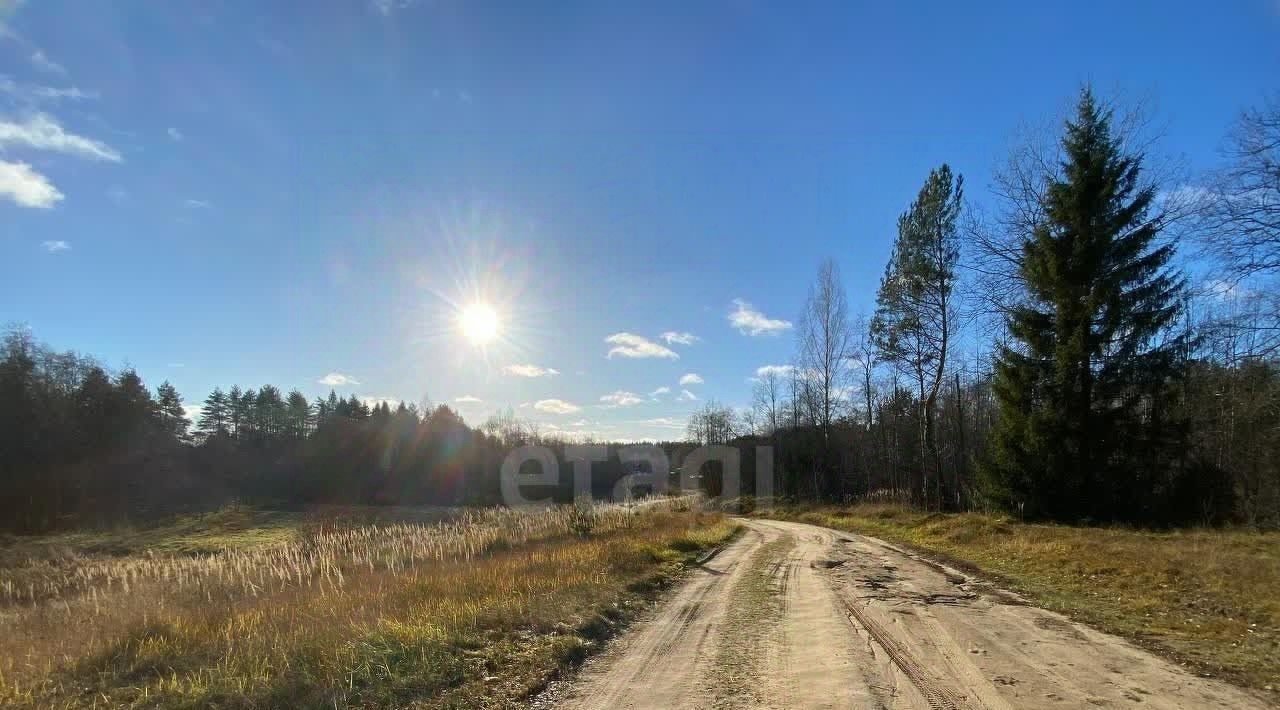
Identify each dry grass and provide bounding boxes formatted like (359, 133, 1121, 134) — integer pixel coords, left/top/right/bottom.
(0, 498, 736, 708)
(759, 503, 1280, 693)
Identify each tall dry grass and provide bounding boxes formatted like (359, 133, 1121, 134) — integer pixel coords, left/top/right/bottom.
(0, 496, 729, 708)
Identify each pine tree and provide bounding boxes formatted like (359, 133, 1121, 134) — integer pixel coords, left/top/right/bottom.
(872, 164, 963, 509)
(312, 395, 330, 425)
(255, 386, 286, 440)
(238, 388, 257, 438)
(198, 387, 231, 438)
(984, 89, 1188, 522)
(286, 390, 312, 439)
(155, 381, 190, 443)
(228, 385, 245, 438)
(114, 370, 156, 440)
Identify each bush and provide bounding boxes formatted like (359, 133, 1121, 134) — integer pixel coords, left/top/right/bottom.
(567, 500, 597, 538)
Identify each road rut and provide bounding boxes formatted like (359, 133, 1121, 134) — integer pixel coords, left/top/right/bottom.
(543, 518, 1270, 709)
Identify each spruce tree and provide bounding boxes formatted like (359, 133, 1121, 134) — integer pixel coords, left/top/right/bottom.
(985, 89, 1187, 521)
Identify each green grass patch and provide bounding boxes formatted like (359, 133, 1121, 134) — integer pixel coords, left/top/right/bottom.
(0, 507, 303, 562)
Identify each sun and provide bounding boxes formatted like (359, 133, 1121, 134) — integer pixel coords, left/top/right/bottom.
(458, 302, 500, 345)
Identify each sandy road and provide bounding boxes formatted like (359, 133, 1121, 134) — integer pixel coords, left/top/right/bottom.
(542, 518, 1270, 710)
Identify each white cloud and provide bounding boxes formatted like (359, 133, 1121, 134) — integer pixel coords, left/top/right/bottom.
(568, 418, 589, 427)
(454, 395, 483, 405)
(0, 113, 122, 162)
(649, 386, 671, 398)
(370, 0, 418, 15)
(183, 198, 210, 209)
(41, 239, 69, 252)
(599, 390, 644, 408)
(33, 85, 96, 101)
(318, 372, 359, 386)
(639, 417, 686, 429)
(754, 364, 795, 379)
(167, 127, 183, 141)
(535, 398, 580, 414)
(605, 332, 678, 359)
(30, 50, 64, 75)
(728, 298, 792, 336)
(0, 77, 96, 102)
(679, 373, 703, 386)
(677, 389, 698, 401)
(362, 396, 401, 410)
(660, 331, 700, 346)
(0, 159, 61, 207)
(183, 404, 202, 422)
(503, 363, 560, 378)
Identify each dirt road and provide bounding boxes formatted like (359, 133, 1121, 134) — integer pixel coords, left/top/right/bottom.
(542, 518, 1269, 709)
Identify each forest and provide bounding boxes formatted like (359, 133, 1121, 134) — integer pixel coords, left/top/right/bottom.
(2, 88, 1278, 531)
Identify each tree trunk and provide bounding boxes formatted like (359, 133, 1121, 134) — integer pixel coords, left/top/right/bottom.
(954, 370, 968, 510)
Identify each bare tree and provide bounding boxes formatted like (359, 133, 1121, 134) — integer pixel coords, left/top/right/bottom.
(751, 367, 786, 435)
(852, 314, 877, 431)
(685, 400, 736, 445)
(1196, 95, 1280, 357)
(738, 404, 759, 437)
(796, 258, 854, 498)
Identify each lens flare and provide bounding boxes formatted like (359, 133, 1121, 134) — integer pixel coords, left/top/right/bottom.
(458, 303, 500, 344)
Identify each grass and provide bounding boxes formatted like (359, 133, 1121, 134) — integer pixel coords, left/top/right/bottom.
(713, 534, 792, 705)
(756, 502, 1280, 694)
(0, 505, 465, 562)
(0, 499, 737, 709)
(0, 508, 304, 562)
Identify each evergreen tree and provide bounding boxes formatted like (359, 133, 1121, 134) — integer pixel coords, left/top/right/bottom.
(255, 385, 286, 439)
(238, 388, 257, 438)
(872, 164, 963, 508)
(286, 389, 312, 438)
(228, 385, 245, 438)
(984, 89, 1188, 522)
(155, 380, 190, 443)
(198, 387, 231, 438)
(312, 395, 330, 425)
(114, 369, 156, 439)
(75, 366, 115, 451)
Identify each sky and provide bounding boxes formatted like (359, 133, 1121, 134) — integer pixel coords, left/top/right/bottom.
(1, 1, 1277, 441)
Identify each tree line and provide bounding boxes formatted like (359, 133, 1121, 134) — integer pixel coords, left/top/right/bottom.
(3, 87, 1276, 531)
(0, 330, 488, 531)
(0, 332, 697, 532)
(694, 88, 1279, 527)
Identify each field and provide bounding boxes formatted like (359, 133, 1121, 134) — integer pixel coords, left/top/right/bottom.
(756, 503, 1280, 694)
(0, 500, 736, 709)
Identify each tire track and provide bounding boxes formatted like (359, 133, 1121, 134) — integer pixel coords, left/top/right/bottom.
(836, 593, 973, 710)
(546, 518, 1272, 710)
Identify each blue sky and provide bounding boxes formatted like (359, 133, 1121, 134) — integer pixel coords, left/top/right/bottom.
(2, 1, 1277, 440)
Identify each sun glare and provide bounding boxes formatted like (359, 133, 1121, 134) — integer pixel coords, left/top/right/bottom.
(459, 302, 500, 345)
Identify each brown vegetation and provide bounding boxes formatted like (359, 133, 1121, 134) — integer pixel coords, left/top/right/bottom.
(0, 499, 735, 709)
